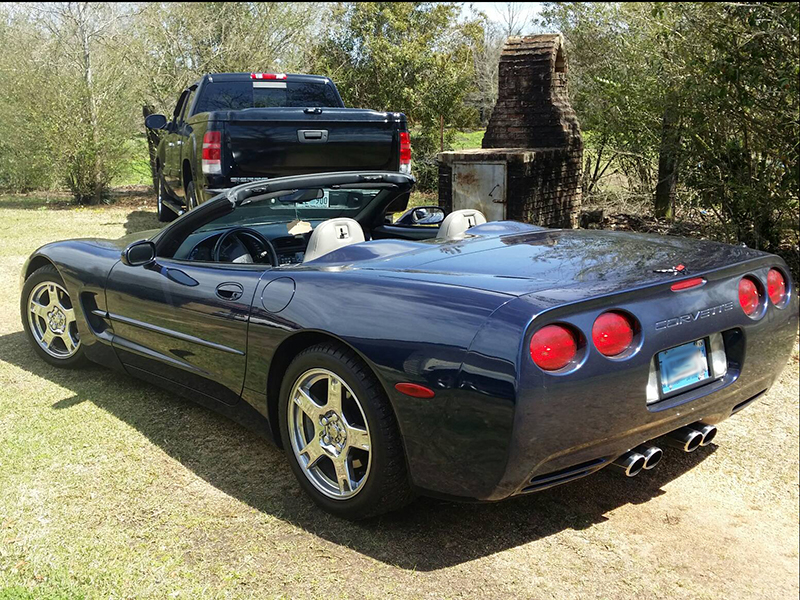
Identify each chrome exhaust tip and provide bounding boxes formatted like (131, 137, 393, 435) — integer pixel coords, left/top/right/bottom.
(635, 445, 663, 470)
(611, 451, 647, 477)
(664, 426, 704, 452)
(692, 422, 717, 446)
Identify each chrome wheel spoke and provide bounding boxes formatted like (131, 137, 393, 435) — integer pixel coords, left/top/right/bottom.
(41, 328, 55, 348)
(30, 300, 49, 320)
(299, 438, 325, 469)
(346, 424, 370, 452)
(327, 377, 343, 412)
(294, 388, 322, 419)
(60, 333, 77, 354)
(332, 456, 352, 495)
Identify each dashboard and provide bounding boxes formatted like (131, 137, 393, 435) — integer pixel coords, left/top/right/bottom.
(173, 223, 315, 266)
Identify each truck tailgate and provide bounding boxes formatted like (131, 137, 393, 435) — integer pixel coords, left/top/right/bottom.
(221, 108, 401, 178)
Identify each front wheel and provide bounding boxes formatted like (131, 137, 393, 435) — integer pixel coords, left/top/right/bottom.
(21, 265, 87, 368)
(157, 171, 177, 223)
(278, 343, 414, 519)
(186, 180, 198, 211)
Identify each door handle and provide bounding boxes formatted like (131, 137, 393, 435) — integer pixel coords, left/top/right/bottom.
(298, 129, 328, 143)
(216, 282, 244, 301)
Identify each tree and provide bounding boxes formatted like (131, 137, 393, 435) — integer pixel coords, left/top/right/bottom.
(542, 2, 798, 270)
(128, 2, 317, 115)
(310, 2, 481, 189)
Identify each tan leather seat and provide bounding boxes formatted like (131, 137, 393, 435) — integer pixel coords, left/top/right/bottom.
(437, 209, 487, 240)
(304, 218, 365, 262)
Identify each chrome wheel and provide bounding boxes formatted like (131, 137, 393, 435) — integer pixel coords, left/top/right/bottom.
(288, 368, 372, 500)
(27, 281, 80, 359)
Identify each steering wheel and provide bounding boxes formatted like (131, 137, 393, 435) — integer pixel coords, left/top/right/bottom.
(212, 227, 278, 266)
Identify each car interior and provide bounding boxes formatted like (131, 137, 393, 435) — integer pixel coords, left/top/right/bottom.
(157, 185, 488, 267)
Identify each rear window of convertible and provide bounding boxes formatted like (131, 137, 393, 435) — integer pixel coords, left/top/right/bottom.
(194, 81, 341, 112)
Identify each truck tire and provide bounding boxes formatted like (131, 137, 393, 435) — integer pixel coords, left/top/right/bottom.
(186, 180, 198, 210)
(157, 171, 177, 223)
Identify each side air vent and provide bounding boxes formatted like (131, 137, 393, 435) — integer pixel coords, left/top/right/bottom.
(81, 292, 109, 334)
(521, 458, 607, 493)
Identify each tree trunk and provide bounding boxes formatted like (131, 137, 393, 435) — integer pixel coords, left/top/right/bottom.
(655, 104, 680, 219)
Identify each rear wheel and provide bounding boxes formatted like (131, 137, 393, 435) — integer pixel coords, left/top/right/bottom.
(279, 343, 414, 519)
(21, 265, 87, 368)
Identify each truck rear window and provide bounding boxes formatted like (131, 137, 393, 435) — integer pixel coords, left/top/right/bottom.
(193, 81, 342, 113)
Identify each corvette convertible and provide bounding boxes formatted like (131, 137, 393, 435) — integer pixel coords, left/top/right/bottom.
(20, 171, 797, 518)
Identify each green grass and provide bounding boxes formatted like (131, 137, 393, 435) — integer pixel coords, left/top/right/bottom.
(450, 129, 485, 151)
(0, 192, 798, 599)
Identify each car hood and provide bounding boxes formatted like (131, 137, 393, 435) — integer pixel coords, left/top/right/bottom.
(312, 226, 771, 298)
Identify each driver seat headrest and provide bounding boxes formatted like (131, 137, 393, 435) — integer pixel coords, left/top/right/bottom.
(437, 209, 487, 240)
(304, 218, 365, 263)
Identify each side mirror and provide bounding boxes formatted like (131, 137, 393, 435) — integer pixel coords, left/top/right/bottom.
(121, 240, 156, 267)
(145, 114, 168, 130)
(394, 205, 445, 226)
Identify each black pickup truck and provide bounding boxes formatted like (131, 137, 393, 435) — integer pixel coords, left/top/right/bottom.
(145, 73, 411, 222)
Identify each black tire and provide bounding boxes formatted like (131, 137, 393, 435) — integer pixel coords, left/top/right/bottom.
(279, 342, 415, 519)
(186, 180, 198, 210)
(157, 171, 177, 223)
(21, 265, 88, 369)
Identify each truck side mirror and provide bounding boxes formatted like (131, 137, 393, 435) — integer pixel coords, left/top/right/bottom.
(121, 240, 156, 267)
(145, 114, 168, 130)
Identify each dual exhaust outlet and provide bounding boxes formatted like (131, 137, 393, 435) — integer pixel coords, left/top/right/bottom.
(611, 422, 717, 478)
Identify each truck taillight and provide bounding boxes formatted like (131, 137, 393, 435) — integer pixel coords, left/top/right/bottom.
(202, 131, 221, 175)
(399, 131, 411, 175)
(250, 73, 286, 80)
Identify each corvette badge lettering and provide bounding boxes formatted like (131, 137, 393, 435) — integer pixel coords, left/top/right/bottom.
(655, 301, 735, 331)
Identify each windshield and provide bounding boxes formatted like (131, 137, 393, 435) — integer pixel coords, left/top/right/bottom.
(197, 187, 386, 232)
(194, 80, 342, 112)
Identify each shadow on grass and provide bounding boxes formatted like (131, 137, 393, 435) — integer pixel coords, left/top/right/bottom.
(0, 330, 716, 571)
(123, 210, 161, 235)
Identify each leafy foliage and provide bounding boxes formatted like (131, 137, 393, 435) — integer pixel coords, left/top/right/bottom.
(309, 2, 481, 189)
(543, 2, 799, 270)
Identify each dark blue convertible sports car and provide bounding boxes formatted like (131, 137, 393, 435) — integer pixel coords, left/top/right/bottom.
(20, 171, 798, 518)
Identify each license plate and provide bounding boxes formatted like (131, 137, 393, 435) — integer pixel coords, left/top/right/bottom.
(657, 339, 711, 396)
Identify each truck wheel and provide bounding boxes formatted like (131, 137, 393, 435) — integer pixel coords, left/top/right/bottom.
(186, 181, 198, 210)
(278, 343, 415, 519)
(157, 171, 177, 223)
(21, 265, 88, 369)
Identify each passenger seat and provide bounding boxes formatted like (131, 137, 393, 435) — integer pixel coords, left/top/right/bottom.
(304, 218, 365, 262)
(437, 209, 487, 240)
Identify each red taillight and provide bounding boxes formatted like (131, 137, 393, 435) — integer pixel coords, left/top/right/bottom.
(767, 269, 786, 306)
(202, 131, 221, 175)
(395, 383, 435, 398)
(738, 276, 761, 316)
(592, 311, 635, 357)
(671, 277, 706, 292)
(530, 324, 578, 371)
(250, 73, 286, 80)
(399, 131, 411, 174)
